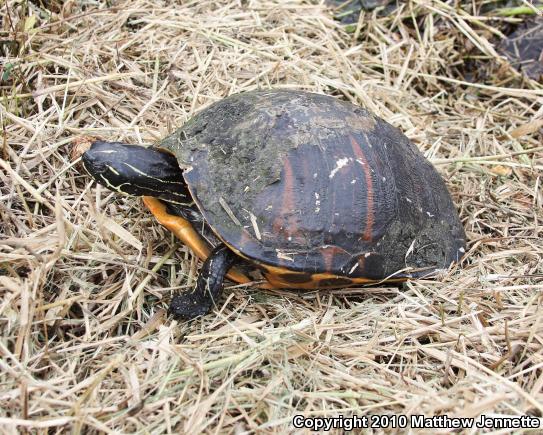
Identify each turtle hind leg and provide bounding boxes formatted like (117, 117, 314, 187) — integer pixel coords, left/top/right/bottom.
(169, 244, 239, 320)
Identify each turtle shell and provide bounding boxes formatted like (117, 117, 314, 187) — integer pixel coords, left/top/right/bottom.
(158, 90, 465, 283)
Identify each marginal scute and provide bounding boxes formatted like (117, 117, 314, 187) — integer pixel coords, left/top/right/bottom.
(317, 277, 355, 287)
(277, 272, 314, 284)
(157, 90, 466, 281)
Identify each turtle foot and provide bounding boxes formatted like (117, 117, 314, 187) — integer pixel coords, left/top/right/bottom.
(168, 292, 213, 320)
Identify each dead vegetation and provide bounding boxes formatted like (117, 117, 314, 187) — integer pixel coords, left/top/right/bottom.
(1, 0, 542, 433)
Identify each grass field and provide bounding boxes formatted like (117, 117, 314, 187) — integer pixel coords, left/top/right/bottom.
(1, 0, 542, 433)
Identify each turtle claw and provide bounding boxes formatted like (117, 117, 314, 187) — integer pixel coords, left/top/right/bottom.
(168, 244, 238, 320)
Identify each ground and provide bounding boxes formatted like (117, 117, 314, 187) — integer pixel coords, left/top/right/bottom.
(1, 0, 542, 433)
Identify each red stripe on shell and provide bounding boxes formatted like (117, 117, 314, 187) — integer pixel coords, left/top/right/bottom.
(273, 157, 297, 238)
(349, 135, 374, 242)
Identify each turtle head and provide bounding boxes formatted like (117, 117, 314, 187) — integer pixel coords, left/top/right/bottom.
(82, 140, 190, 203)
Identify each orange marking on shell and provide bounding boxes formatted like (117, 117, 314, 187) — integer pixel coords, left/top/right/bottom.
(319, 245, 346, 272)
(263, 268, 390, 289)
(350, 135, 374, 241)
(272, 158, 297, 238)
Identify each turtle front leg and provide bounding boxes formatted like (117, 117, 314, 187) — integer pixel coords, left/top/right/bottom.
(169, 244, 239, 320)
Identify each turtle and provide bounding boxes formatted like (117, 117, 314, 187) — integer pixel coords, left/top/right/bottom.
(81, 89, 466, 320)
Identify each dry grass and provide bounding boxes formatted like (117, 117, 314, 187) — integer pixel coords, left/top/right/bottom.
(1, 0, 542, 433)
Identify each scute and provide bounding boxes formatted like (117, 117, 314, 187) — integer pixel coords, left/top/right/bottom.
(159, 90, 465, 279)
